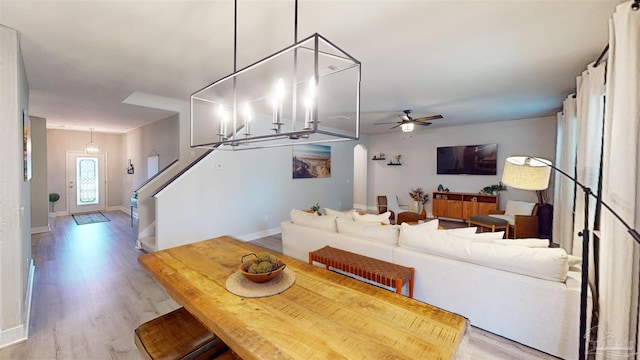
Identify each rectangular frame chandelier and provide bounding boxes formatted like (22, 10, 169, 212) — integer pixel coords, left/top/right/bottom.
(191, 33, 361, 150)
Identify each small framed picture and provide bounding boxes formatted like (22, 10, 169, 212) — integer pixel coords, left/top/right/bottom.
(23, 110, 32, 181)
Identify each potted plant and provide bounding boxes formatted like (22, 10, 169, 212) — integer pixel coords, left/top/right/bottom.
(49, 193, 60, 212)
(306, 203, 321, 215)
(420, 193, 429, 217)
(480, 182, 507, 195)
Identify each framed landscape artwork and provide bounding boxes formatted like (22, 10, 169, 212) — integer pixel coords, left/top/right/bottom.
(292, 144, 331, 179)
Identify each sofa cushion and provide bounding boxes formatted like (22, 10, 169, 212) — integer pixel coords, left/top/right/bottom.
(446, 233, 568, 282)
(324, 208, 356, 219)
(505, 200, 536, 216)
(449, 230, 505, 242)
(445, 227, 478, 235)
(352, 211, 391, 225)
(399, 224, 568, 281)
(493, 239, 550, 248)
(336, 218, 399, 245)
(290, 209, 337, 232)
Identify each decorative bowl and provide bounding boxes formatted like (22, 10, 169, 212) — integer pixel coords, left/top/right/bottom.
(240, 255, 286, 283)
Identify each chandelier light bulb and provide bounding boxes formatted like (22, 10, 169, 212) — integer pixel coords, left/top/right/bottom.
(308, 76, 315, 98)
(275, 78, 285, 100)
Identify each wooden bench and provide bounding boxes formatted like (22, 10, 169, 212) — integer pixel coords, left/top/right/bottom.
(134, 307, 230, 360)
(309, 246, 414, 298)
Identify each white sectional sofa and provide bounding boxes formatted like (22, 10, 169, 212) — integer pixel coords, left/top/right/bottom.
(281, 209, 590, 359)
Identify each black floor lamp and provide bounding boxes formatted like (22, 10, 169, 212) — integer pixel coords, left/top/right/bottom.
(501, 156, 640, 360)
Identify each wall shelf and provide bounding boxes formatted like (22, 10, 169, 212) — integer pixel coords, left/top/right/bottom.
(387, 163, 402, 166)
(372, 157, 386, 161)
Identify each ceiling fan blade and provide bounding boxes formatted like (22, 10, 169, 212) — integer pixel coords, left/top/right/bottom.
(374, 121, 401, 125)
(390, 124, 401, 130)
(415, 122, 432, 126)
(413, 115, 443, 122)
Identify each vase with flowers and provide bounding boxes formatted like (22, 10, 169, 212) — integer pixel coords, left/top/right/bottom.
(409, 187, 427, 214)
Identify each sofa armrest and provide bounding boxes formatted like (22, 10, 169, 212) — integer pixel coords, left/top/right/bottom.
(513, 215, 539, 238)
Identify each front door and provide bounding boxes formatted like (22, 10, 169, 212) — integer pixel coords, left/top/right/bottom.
(67, 151, 106, 214)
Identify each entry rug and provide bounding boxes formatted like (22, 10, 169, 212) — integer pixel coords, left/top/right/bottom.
(73, 212, 110, 225)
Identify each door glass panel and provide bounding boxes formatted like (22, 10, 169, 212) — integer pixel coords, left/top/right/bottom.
(76, 157, 99, 206)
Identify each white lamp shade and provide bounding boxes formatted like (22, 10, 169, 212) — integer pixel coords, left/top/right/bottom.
(501, 156, 552, 190)
(401, 123, 414, 132)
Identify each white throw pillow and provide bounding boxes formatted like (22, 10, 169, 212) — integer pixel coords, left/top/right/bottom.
(446, 227, 478, 235)
(493, 239, 550, 248)
(352, 211, 391, 225)
(398, 220, 441, 251)
(568, 255, 582, 267)
(336, 218, 399, 245)
(290, 209, 337, 232)
(324, 208, 355, 219)
(504, 200, 536, 216)
(451, 231, 505, 242)
(408, 218, 439, 230)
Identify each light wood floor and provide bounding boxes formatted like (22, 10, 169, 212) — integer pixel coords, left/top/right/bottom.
(0, 211, 557, 359)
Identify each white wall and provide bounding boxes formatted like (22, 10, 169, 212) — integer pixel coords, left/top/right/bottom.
(155, 141, 358, 250)
(0, 24, 33, 348)
(367, 116, 557, 214)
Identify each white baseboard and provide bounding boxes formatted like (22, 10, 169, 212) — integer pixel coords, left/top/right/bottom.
(236, 226, 281, 242)
(0, 325, 26, 349)
(107, 205, 127, 213)
(25, 260, 35, 338)
(0, 260, 35, 349)
(31, 225, 50, 234)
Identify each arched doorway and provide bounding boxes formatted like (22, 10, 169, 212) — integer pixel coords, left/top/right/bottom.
(353, 144, 367, 211)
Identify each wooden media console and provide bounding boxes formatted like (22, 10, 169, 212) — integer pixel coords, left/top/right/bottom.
(432, 191, 499, 221)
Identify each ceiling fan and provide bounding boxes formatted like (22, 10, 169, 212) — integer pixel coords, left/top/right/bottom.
(375, 109, 443, 132)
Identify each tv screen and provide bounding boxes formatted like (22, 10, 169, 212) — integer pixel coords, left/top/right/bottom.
(437, 144, 497, 175)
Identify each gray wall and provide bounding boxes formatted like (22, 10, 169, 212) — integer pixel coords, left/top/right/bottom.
(122, 113, 179, 207)
(0, 24, 32, 346)
(30, 116, 48, 232)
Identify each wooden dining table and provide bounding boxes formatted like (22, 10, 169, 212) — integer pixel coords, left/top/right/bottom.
(138, 236, 468, 359)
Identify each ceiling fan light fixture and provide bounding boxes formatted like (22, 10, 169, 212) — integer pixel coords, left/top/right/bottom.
(401, 123, 414, 132)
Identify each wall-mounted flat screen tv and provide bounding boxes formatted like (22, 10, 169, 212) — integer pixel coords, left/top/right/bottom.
(437, 144, 497, 175)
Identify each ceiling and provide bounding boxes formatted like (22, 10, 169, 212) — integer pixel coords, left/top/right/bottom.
(0, 0, 621, 135)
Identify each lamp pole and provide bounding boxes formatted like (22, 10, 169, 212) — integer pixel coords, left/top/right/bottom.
(504, 156, 640, 359)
